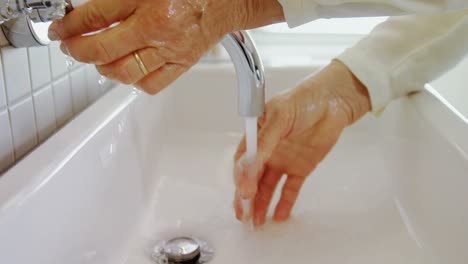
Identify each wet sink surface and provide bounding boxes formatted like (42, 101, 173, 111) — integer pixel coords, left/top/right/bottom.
(1, 65, 467, 264)
(125, 127, 424, 264)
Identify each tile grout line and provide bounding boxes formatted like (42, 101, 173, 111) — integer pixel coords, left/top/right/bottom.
(84, 65, 92, 104)
(29, 64, 86, 99)
(68, 65, 84, 115)
(68, 69, 79, 115)
(0, 48, 17, 161)
(63, 62, 74, 121)
(27, 47, 40, 145)
(48, 45, 60, 130)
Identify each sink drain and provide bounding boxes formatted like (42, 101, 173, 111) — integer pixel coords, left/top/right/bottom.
(152, 237, 214, 264)
(164, 237, 200, 263)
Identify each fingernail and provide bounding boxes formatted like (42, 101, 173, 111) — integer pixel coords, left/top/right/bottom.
(48, 29, 60, 41)
(60, 42, 70, 56)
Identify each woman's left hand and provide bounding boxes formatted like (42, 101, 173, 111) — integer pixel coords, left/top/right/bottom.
(233, 60, 372, 227)
(48, 0, 284, 94)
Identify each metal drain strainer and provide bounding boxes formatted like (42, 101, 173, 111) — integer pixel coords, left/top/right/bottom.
(152, 237, 214, 264)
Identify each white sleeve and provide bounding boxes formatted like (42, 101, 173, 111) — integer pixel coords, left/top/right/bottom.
(277, 0, 468, 27)
(337, 10, 468, 112)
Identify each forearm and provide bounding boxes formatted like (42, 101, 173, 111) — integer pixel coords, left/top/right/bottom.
(204, 0, 285, 38)
(338, 9, 468, 112)
(277, 0, 468, 27)
(242, 0, 286, 29)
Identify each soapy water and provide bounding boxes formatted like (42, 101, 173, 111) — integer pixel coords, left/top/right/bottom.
(240, 117, 258, 222)
(151, 238, 214, 264)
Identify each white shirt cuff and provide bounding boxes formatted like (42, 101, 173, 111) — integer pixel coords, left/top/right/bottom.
(277, 0, 319, 27)
(337, 47, 395, 113)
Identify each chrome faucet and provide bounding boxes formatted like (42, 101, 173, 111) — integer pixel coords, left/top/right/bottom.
(1, 0, 71, 46)
(221, 32, 265, 117)
(0, 0, 265, 118)
(0, 0, 70, 23)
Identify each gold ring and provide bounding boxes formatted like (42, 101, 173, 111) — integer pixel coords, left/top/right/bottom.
(133, 51, 149, 76)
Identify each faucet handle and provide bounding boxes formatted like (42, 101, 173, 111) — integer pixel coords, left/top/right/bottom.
(1, 0, 72, 47)
(26, 0, 71, 22)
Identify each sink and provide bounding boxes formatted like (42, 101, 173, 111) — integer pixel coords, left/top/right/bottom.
(0, 64, 467, 264)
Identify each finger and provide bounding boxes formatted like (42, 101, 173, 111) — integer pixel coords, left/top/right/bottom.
(234, 155, 264, 200)
(48, 0, 136, 40)
(253, 169, 283, 227)
(256, 109, 285, 163)
(274, 176, 306, 222)
(233, 135, 246, 187)
(96, 48, 165, 85)
(234, 190, 243, 221)
(135, 63, 188, 95)
(233, 136, 246, 162)
(62, 19, 145, 65)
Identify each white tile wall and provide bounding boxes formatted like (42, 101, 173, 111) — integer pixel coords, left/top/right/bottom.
(1, 47, 32, 104)
(86, 65, 102, 103)
(53, 75, 73, 127)
(70, 67, 88, 113)
(9, 97, 37, 159)
(0, 111, 14, 172)
(0, 62, 5, 109)
(33, 86, 57, 142)
(28, 46, 52, 90)
(49, 41, 68, 78)
(0, 42, 115, 174)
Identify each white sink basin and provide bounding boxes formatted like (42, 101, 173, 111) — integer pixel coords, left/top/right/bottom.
(0, 64, 467, 264)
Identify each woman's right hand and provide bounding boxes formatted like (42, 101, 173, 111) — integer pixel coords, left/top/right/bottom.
(233, 60, 372, 227)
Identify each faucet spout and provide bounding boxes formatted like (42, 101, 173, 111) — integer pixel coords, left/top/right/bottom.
(221, 31, 265, 118)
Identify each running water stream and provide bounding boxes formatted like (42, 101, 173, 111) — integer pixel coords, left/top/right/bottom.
(241, 117, 258, 223)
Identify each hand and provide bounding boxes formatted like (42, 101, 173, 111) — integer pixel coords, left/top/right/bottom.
(233, 60, 372, 227)
(48, 0, 284, 94)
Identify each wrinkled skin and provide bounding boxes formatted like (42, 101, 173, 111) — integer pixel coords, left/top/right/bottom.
(233, 60, 371, 227)
(48, 0, 284, 94)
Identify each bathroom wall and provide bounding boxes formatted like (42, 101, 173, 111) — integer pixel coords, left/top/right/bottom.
(0, 38, 114, 173)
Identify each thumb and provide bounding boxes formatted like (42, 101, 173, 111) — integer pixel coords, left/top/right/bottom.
(235, 114, 285, 199)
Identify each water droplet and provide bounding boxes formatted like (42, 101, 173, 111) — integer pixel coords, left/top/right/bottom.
(98, 75, 107, 86)
(132, 87, 143, 95)
(65, 55, 75, 68)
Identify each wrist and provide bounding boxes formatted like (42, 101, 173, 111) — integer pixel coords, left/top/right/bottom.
(240, 0, 285, 29)
(316, 60, 371, 125)
(332, 59, 371, 124)
(203, 0, 285, 38)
